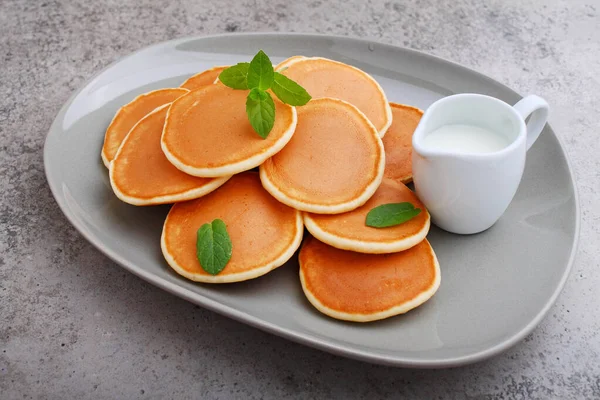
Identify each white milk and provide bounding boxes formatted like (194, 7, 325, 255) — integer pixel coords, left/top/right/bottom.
(422, 124, 510, 154)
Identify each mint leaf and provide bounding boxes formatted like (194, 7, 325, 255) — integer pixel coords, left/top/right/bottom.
(272, 72, 312, 106)
(218, 62, 250, 89)
(247, 50, 274, 91)
(246, 88, 275, 138)
(196, 219, 232, 275)
(366, 203, 422, 228)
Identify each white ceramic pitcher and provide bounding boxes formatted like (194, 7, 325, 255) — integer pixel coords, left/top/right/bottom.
(412, 94, 549, 234)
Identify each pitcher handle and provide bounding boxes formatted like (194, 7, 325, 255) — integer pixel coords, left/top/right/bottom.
(512, 95, 550, 151)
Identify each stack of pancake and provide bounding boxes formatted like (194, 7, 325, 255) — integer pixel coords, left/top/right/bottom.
(102, 56, 440, 322)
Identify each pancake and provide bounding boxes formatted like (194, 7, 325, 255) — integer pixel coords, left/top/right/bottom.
(179, 66, 227, 90)
(382, 103, 423, 183)
(101, 88, 189, 167)
(303, 179, 430, 253)
(299, 236, 441, 322)
(161, 172, 303, 283)
(275, 56, 306, 71)
(162, 84, 297, 177)
(278, 56, 392, 137)
(260, 97, 385, 214)
(109, 105, 230, 206)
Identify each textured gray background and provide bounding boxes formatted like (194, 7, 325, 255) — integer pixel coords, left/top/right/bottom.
(1, 0, 599, 398)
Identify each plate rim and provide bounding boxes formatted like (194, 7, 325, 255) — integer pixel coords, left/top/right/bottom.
(43, 32, 581, 368)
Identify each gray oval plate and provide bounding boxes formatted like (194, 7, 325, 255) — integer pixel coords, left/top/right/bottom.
(43, 33, 579, 368)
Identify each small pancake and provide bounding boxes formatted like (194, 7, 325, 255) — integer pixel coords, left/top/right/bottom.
(110, 105, 230, 206)
(382, 103, 423, 183)
(260, 98, 385, 214)
(101, 88, 189, 167)
(278, 56, 392, 137)
(299, 236, 441, 322)
(162, 85, 297, 177)
(303, 179, 430, 253)
(161, 172, 303, 283)
(179, 66, 227, 91)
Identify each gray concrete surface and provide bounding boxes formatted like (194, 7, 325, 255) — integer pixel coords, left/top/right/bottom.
(1, 0, 599, 398)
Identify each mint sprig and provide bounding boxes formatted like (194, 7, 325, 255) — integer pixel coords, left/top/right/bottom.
(196, 219, 232, 275)
(219, 50, 311, 138)
(366, 203, 422, 228)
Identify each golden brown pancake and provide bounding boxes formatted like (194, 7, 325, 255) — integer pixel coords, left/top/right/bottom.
(179, 66, 227, 91)
(303, 179, 430, 253)
(109, 105, 230, 206)
(382, 103, 423, 183)
(299, 236, 440, 322)
(101, 88, 189, 167)
(161, 172, 303, 283)
(162, 85, 297, 177)
(260, 97, 385, 214)
(278, 56, 392, 137)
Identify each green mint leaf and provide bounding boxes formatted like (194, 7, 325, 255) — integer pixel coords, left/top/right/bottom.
(196, 219, 232, 275)
(218, 62, 250, 89)
(247, 50, 274, 91)
(271, 72, 312, 106)
(365, 202, 422, 228)
(246, 88, 275, 139)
